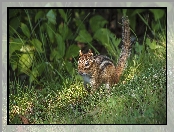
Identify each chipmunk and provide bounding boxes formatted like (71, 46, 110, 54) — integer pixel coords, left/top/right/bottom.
(78, 16, 131, 93)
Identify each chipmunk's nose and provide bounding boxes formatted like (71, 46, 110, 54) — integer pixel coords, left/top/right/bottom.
(78, 71, 88, 76)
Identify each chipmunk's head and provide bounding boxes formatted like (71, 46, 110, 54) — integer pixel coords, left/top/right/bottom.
(78, 49, 94, 75)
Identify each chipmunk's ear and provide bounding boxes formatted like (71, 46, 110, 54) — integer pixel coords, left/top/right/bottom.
(79, 50, 83, 56)
(88, 49, 93, 55)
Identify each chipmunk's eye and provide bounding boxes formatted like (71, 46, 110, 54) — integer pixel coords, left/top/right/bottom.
(85, 61, 89, 66)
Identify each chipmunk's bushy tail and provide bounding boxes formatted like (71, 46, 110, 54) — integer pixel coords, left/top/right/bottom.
(116, 16, 131, 79)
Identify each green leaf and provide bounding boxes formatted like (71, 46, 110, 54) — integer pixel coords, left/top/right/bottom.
(11, 61, 18, 71)
(55, 33, 65, 59)
(135, 42, 144, 54)
(146, 38, 151, 45)
(30, 62, 46, 83)
(146, 38, 162, 50)
(50, 45, 65, 61)
(20, 45, 35, 53)
(122, 9, 127, 16)
(109, 34, 121, 57)
(40, 22, 47, 32)
(93, 28, 111, 46)
(30, 39, 43, 53)
(19, 53, 34, 74)
(89, 15, 108, 33)
(59, 23, 69, 40)
(65, 28, 73, 40)
(39, 32, 46, 45)
(9, 38, 24, 57)
(10, 55, 19, 71)
(50, 48, 58, 61)
(65, 60, 73, 74)
(129, 16, 136, 31)
(65, 44, 80, 59)
(46, 23, 55, 43)
(46, 9, 56, 25)
(9, 15, 20, 36)
(21, 23, 30, 38)
(149, 9, 165, 21)
(93, 28, 120, 57)
(131, 9, 146, 16)
(151, 21, 160, 31)
(74, 19, 86, 30)
(35, 11, 45, 23)
(75, 30, 92, 43)
(58, 9, 67, 22)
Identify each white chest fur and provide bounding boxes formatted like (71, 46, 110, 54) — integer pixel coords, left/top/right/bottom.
(81, 74, 91, 84)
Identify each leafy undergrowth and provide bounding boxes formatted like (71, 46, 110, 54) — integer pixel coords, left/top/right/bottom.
(9, 48, 166, 124)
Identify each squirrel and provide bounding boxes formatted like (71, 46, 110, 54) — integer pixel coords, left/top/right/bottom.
(78, 16, 131, 93)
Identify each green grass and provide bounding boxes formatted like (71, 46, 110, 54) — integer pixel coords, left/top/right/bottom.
(9, 46, 166, 124)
